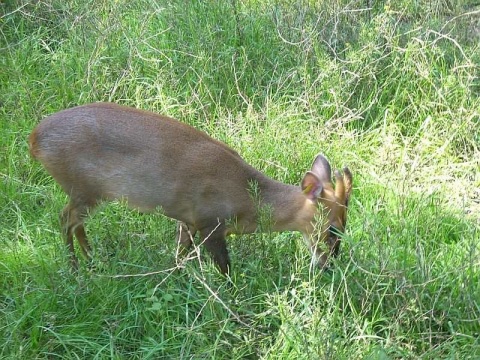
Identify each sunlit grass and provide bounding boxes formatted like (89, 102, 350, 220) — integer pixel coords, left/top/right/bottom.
(1, 0, 479, 358)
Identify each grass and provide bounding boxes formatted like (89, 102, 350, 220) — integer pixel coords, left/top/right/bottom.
(1, 0, 479, 358)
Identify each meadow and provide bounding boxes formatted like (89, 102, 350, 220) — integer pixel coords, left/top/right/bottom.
(1, 0, 479, 358)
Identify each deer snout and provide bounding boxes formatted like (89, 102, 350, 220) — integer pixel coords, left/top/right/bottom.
(310, 227, 342, 270)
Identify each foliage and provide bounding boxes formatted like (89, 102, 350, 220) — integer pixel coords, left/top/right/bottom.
(1, 0, 479, 358)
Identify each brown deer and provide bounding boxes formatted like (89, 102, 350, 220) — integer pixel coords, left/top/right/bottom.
(29, 102, 352, 274)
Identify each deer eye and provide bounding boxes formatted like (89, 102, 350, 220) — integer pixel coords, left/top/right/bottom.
(328, 225, 341, 238)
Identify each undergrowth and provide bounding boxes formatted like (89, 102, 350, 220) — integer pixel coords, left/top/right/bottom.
(1, 0, 479, 358)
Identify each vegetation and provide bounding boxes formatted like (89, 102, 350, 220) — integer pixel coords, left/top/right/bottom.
(1, 0, 479, 358)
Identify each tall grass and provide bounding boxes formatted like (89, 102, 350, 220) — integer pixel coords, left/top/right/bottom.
(1, 0, 479, 358)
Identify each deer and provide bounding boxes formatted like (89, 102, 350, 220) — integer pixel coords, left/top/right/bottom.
(28, 102, 353, 275)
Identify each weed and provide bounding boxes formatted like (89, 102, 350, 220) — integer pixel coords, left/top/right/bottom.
(1, 0, 479, 358)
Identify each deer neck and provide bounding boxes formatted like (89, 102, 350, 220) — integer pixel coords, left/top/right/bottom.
(254, 173, 316, 234)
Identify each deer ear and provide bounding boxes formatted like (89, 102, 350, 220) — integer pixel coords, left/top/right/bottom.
(343, 167, 353, 204)
(301, 171, 323, 200)
(310, 154, 332, 184)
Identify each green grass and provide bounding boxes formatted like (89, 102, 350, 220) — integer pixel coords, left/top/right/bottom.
(1, 0, 479, 358)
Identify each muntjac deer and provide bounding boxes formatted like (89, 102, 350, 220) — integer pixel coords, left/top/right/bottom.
(29, 102, 353, 274)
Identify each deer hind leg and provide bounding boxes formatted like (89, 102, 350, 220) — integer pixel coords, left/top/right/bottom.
(60, 200, 94, 269)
